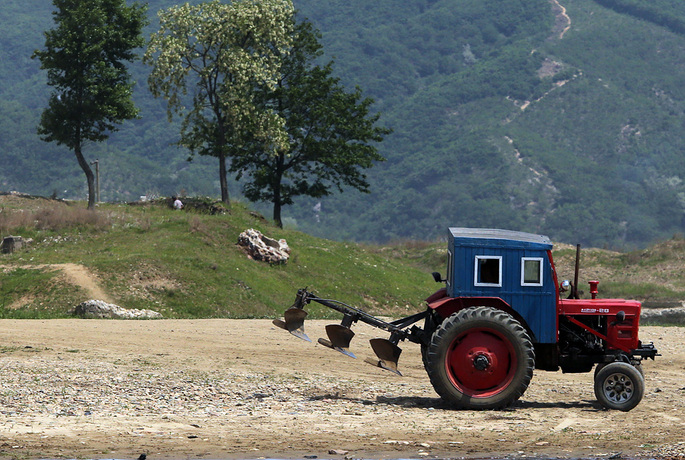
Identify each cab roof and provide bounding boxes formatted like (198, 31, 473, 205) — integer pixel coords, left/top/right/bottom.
(448, 227, 552, 248)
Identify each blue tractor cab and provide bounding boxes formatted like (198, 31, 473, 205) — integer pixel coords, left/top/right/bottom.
(444, 228, 557, 343)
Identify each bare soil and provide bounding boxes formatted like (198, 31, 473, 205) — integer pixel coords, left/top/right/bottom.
(0, 319, 683, 460)
(550, 0, 572, 40)
(0, 263, 115, 309)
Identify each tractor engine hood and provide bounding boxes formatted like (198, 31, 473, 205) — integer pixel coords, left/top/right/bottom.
(558, 298, 641, 317)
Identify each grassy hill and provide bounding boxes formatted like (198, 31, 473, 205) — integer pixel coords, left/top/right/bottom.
(0, 194, 439, 318)
(1, 195, 683, 320)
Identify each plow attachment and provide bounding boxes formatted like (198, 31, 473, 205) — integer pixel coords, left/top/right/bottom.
(318, 324, 356, 358)
(274, 288, 427, 375)
(365, 338, 403, 376)
(272, 306, 311, 342)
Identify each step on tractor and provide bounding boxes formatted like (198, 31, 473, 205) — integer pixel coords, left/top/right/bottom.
(274, 228, 658, 411)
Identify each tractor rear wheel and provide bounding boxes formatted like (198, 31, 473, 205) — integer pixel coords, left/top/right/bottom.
(425, 306, 535, 410)
(594, 362, 644, 411)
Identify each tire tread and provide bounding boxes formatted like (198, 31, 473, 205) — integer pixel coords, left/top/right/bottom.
(426, 306, 535, 410)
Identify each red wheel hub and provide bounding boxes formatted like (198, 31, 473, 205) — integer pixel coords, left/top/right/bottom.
(445, 327, 517, 397)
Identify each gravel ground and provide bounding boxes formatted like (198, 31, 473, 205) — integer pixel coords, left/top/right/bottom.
(0, 320, 683, 460)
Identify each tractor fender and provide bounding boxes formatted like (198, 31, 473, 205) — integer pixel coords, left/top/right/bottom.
(426, 292, 535, 342)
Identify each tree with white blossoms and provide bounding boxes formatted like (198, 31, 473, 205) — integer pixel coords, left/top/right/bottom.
(144, 0, 294, 205)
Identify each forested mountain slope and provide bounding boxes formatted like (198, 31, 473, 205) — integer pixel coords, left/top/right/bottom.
(2, 0, 685, 248)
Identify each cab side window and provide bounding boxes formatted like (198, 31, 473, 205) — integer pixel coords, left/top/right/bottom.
(521, 257, 543, 286)
(475, 256, 502, 287)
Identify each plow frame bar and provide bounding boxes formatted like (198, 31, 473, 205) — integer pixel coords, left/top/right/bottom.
(292, 288, 428, 345)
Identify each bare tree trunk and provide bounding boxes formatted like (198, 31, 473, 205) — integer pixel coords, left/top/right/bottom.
(216, 117, 231, 207)
(273, 152, 284, 228)
(219, 153, 230, 205)
(74, 141, 96, 210)
(273, 201, 283, 228)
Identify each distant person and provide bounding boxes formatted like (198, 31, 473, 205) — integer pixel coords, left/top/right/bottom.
(172, 196, 183, 209)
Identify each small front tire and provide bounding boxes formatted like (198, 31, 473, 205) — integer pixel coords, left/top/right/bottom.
(594, 362, 645, 411)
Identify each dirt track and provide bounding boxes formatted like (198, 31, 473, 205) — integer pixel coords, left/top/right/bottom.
(0, 319, 683, 460)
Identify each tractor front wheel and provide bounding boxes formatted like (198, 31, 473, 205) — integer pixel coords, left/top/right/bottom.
(595, 360, 643, 379)
(425, 307, 535, 410)
(594, 362, 645, 411)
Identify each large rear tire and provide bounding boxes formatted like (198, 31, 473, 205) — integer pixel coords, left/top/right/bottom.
(594, 362, 644, 411)
(425, 307, 535, 410)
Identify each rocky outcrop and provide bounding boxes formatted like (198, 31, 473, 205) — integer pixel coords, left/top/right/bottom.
(237, 228, 290, 264)
(74, 300, 163, 319)
(1, 236, 24, 253)
(641, 304, 685, 325)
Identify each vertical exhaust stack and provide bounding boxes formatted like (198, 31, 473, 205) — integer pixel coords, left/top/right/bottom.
(573, 243, 581, 299)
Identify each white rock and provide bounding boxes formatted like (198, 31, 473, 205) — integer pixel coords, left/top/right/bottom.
(237, 228, 290, 264)
(74, 300, 162, 319)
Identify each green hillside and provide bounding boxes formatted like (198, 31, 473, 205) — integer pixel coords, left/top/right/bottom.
(289, 0, 685, 247)
(0, 195, 439, 318)
(1, 195, 683, 320)
(1, 0, 685, 248)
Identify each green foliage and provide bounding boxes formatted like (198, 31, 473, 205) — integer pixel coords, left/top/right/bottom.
(591, 0, 685, 35)
(145, 0, 295, 203)
(232, 19, 390, 227)
(33, 0, 148, 209)
(271, 0, 685, 248)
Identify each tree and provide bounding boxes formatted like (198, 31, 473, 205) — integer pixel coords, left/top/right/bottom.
(231, 19, 390, 228)
(145, 0, 295, 206)
(33, 0, 147, 209)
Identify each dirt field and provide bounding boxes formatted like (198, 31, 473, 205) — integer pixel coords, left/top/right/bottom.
(0, 319, 683, 460)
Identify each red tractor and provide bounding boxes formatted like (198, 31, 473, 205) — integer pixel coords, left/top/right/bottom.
(275, 228, 657, 411)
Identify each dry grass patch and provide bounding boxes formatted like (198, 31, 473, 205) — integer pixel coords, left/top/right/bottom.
(1, 198, 111, 234)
